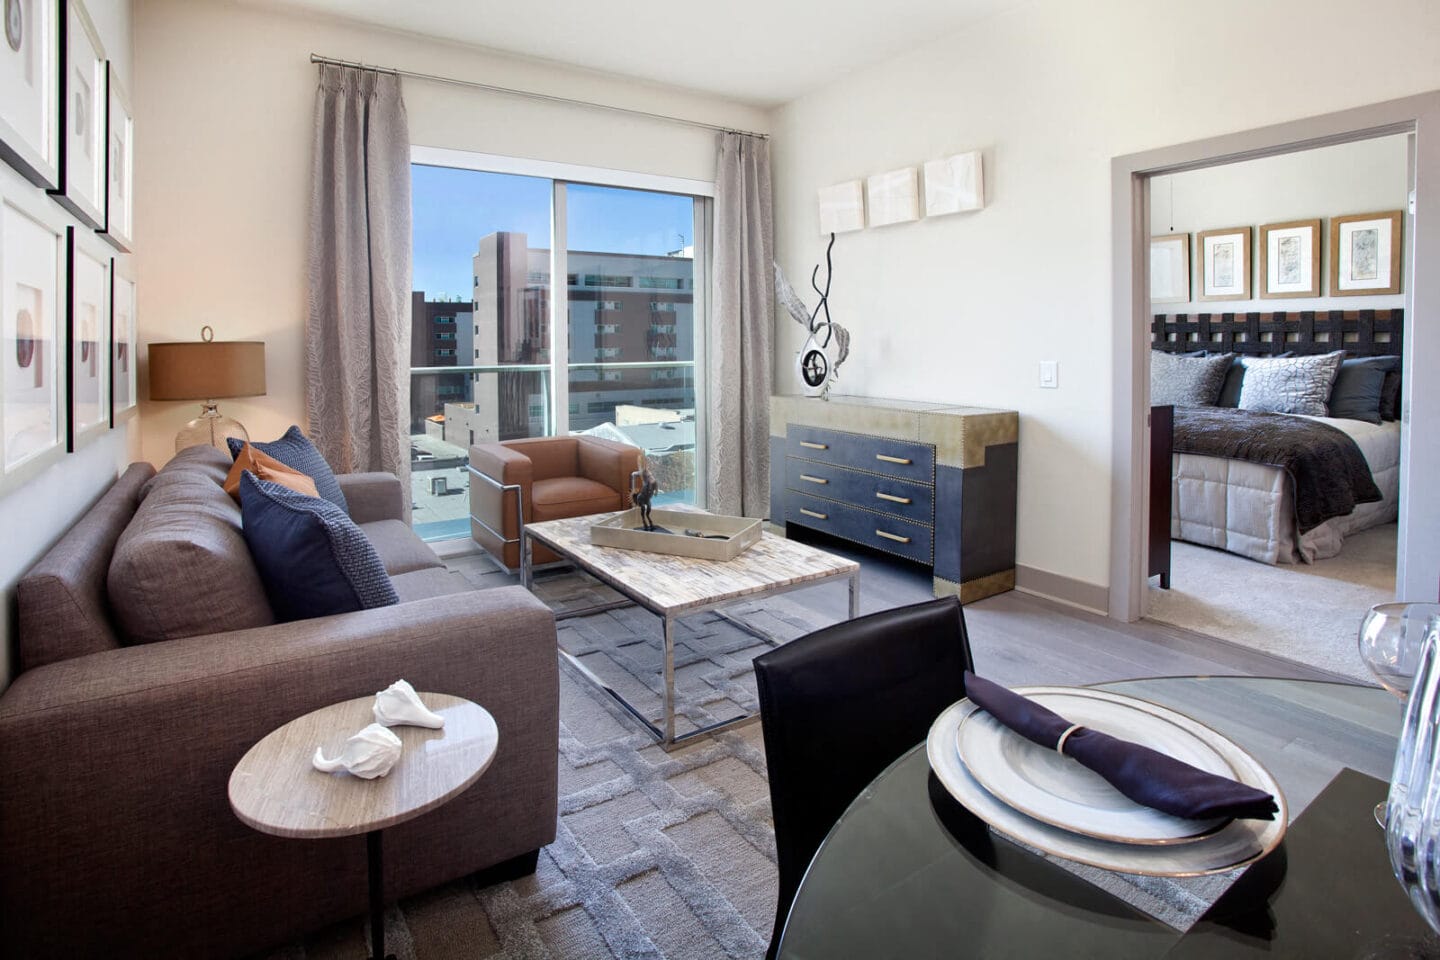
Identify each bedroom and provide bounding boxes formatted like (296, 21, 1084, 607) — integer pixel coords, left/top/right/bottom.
(1143, 134, 1410, 679)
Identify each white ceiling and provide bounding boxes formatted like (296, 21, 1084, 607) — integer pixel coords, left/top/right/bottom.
(244, 0, 1027, 107)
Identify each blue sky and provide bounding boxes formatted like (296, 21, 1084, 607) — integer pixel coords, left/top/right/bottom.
(411, 165, 695, 300)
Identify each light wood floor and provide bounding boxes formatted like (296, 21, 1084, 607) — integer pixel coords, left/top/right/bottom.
(446, 533, 1360, 691)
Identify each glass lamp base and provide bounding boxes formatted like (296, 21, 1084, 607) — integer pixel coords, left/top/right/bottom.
(175, 402, 249, 452)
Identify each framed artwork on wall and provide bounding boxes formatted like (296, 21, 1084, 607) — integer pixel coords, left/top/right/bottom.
(1259, 219, 1321, 299)
(817, 180, 864, 235)
(110, 254, 133, 423)
(1149, 233, 1191, 304)
(0, 174, 67, 489)
(66, 223, 108, 449)
(923, 151, 985, 216)
(1197, 226, 1251, 301)
(99, 63, 131, 251)
(1330, 210, 1402, 296)
(866, 167, 919, 227)
(0, 0, 61, 189)
(50, 0, 105, 229)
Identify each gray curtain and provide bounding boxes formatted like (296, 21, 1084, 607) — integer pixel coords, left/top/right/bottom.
(708, 133, 774, 517)
(306, 65, 412, 504)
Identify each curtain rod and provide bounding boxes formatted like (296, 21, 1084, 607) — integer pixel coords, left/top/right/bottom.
(309, 54, 769, 140)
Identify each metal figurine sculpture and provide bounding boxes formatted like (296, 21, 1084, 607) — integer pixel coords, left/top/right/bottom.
(776, 233, 851, 400)
(634, 468, 659, 531)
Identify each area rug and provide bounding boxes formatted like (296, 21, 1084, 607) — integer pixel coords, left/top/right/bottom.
(253, 575, 827, 960)
(1146, 524, 1397, 682)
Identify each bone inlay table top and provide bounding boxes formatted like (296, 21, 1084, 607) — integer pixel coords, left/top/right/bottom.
(522, 511, 861, 618)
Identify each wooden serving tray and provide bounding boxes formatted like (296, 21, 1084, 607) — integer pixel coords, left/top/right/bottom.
(589, 508, 761, 561)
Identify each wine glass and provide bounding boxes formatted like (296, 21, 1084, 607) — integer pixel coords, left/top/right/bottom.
(1361, 602, 1440, 824)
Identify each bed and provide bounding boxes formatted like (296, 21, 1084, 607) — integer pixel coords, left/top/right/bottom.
(1153, 309, 1403, 565)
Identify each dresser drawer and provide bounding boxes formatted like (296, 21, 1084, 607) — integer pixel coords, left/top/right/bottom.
(787, 491, 934, 565)
(784, 458, 934, 525)
(786, 425, 934, 484)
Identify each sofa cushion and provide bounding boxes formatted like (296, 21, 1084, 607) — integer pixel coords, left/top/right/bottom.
(239, 472, 398, 622)
(531, 477, 624, 522)
(228, 425, 348, 513)
(109, 461, 275, 645)
(390, 568, 473, 603)
(359, 519, 446, 575)
(17, 463, 155, 670)
(224, 444, 320, 502)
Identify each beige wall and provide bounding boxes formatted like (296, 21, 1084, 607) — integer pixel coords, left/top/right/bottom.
(1151, 134, 1410, 313)
(0, 0, 135, 690)
(131, 0, 769, 468)
(770, 0, 1440, 593)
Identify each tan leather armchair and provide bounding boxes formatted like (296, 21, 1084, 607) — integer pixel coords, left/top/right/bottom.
(469, 435, 643, 570)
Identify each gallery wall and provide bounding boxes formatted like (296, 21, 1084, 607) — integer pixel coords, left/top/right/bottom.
(131, 0, 769, 469)
(1150, 134, 1410, 313)
(770, 0, 1440, 604)
(0, 0, 135, 690)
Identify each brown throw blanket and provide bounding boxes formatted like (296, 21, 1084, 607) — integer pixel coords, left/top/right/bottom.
(1173, 407, 1382, 533)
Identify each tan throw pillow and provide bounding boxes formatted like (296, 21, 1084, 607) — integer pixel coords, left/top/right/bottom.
(223, 443, 321, 502)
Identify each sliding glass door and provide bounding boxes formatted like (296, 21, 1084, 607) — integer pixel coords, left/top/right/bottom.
(409, 152, 707, 540)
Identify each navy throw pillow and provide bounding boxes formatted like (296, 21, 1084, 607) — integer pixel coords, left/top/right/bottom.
(229, 425, 348, 513)
(1328, 355, 1400, 424)
(238, 472, 397, 622)
(1381, 369, 1403, 421)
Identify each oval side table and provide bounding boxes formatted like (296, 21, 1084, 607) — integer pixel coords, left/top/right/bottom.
(229, 693, 498, 960)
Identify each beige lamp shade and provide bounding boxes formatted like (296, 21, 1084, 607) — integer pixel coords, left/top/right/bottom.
(149, 341, 267, 400)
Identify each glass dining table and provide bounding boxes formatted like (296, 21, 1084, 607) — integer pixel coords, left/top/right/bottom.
(776, 676, 1440, 959)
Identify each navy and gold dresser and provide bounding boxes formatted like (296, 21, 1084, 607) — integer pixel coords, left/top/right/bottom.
(768, 395, 1018, 602)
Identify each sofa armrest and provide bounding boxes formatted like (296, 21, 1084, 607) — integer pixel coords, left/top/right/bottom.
(336, 471, 405, 524)
(577, 436, 643, 508)
(0, 585, 559, 956)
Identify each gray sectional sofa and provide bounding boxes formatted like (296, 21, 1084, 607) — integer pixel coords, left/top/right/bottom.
(0, 445, 559, 958)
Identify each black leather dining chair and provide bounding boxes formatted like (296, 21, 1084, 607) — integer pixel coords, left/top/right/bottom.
(753, 596, 974, 960)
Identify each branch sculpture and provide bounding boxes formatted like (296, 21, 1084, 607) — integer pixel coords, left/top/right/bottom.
(774, 233, 850, 397)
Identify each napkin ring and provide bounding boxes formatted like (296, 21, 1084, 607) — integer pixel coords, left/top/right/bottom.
(1055, 723, 1083, 755)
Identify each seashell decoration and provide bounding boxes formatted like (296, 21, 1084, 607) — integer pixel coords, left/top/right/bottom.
(312, 723, 403, 779)
(373, 679, 445, 729)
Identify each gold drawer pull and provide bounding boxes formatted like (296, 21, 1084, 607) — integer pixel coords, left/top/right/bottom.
(800, 441, 828, 450)
(876, 492, 912, 505)
(876, 454, 912, 465)
(876, 529, 911, 544)
(799, 474, 828, 485)
(800, 508, 828, 520)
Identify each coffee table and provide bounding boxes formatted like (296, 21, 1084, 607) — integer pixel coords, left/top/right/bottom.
(522, 510, 860, 749)
(228, 693, 498, 960)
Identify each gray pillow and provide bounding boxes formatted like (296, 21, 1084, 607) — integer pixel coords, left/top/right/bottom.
(1328, 355, 1400, 424)
(1151, 351, 1233, 407)
(1381, 370, 1402, 421)
(1238, 351, 1344, 416)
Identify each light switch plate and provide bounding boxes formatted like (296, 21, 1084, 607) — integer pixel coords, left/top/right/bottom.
(1039, 361, 1058, 388)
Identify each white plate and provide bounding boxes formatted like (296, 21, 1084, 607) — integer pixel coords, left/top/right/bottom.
(955, 688, 1233, 844)
(926, 688, 1288, 877)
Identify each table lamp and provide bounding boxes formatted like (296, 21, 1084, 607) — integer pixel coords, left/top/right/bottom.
(148, 326, 267, 451)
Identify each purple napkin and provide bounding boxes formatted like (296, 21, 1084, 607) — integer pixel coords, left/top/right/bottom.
(963, 672, 1277, 822)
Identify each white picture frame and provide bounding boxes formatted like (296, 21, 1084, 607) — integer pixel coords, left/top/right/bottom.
(1149, 233, 1191, 304)
(817, 180, 865, 236)
(923, 151, 985, 217)
(51, 0, 105, 229)
(0, 0, 61, 188)
(110, 253, 134, 422)
(1197, 226, 1251, 301)
(866, 167, 919, 228)
(100, 62, 131, 251)
(66, 223, 108, 449)
(0, 170, 67, 487)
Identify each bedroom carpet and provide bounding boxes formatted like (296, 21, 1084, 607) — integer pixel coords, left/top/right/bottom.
(1146, 523, 1397, 682)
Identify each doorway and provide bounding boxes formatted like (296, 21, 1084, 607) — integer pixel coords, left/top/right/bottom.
(1108, 93, 1440, 650)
